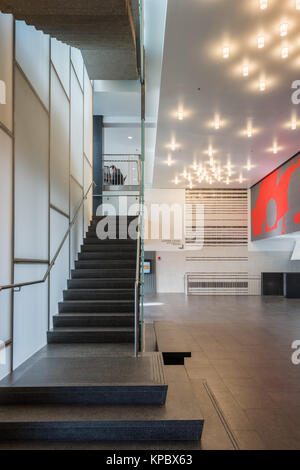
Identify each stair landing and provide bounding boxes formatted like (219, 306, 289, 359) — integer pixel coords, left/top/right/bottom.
(0, 380, 203, 442)
(0, 349, 167, 406)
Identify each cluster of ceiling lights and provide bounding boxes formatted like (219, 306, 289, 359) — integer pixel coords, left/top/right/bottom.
(168, 1, 299, 187)
(172, 149, 249, 188)
(222, 1, 299, 86)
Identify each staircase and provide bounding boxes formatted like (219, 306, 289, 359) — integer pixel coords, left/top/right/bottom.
(48, 215, 137, 344)
(0, 215, 204, 443)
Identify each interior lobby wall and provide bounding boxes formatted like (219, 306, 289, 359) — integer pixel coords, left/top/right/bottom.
(145, 188, 300, 293)
(145, 188, 249, 293)
(0, 12, 93, 378)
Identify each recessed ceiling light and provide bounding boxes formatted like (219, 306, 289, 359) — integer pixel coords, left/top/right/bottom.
(291, 117, 297, 130)
(226, 177, 230, 185)
(273, 142, 278, 154)
(281, 46, 289, 59)
(280, 23, 288, 37)
(189, 182, 193, 189)
(242, 64, 249, 77)
(167, 156, 173, 166)
(214, 115, 221, 130)
(260, 0, 268, 10)
(177, 111, 184, 121)
(246, 160, 252, 171)
(239, 174, 244, 184)
(174, 176, 179, 185)
(247, 123, 253, 137)
(223, 45, 230, 59)
(259, 79, 266, 91)
(258, 35, 265, 49)
(128, 136, 133, 140)
(170, 142, 176, 151)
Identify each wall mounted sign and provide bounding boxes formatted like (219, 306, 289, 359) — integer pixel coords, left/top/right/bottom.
(144, 260, 151, 274)
(251, 152, 300, 240)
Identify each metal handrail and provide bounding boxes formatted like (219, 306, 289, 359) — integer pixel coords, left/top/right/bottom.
(0, 181, 95, 293)
(102, 154, 142, 190)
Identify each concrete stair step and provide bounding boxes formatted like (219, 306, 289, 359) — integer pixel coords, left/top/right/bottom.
(0, 355, 204, 442)
(91, 216, 138, 224)
(58, 300, 134, 313)
(47, 327, 135, 344)
(85, 231, 137, 240)
(0, 353, 167, 406)
(81, 243, 136, 252)
(63, 289, 134, 301)
(88, 225, 138, 233)
(78, 252, 136, 260)
(71, 269, 136, 279)
(83, 238, 137, 246)
(67, 279, 135, 289)
(53, 313, 134, 328)
(75, 259, 136, 269)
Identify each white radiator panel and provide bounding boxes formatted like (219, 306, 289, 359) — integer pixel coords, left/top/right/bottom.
(185, 273, 261, 296)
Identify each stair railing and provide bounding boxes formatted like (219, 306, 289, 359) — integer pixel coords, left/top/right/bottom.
(0, 181, 96, 294)
(134, 210, 142, 357)
(134, 153, 144, 357)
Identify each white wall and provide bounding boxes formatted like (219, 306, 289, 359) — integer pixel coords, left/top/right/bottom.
(0, 12, 13, 379)
(0, 14, 93, 378)
(145, 188, 300, 293)
(0, 13, 13, 131)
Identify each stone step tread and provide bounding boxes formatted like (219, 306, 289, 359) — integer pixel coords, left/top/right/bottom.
(49, 327, 135, 332)
(60, 300, 134, 304)
(55, 314, 134, 320)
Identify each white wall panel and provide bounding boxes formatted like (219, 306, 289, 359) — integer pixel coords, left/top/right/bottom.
(70, 68, 83, 184)
(51, 38, 70, 97)
(14, 68, 49, 260)
(70, 178, 83, 269)
(0, 129, 12, 342)
(50, 67, 70, 215)
(49, 209, 69, 327)
(71, 47, 84, 89)
(84, 68, 93, 163)
(16, 21, 50, 110)
(0, 13, 13, 131)
(13, 264, 48, 369)
(0, 345, 11, 381)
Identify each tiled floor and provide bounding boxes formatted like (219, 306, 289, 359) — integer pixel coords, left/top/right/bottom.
(145, 294, 300, 450)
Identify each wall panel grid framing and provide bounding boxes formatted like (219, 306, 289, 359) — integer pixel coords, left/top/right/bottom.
(0, 19, 93, 376)
(185, 189, 248, 247)
(185, 272, 261, 296)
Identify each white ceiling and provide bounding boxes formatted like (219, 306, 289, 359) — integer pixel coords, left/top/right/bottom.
(153, 0, 300, 189)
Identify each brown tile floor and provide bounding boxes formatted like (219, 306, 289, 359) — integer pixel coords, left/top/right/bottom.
(145, 294, 300, 450)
